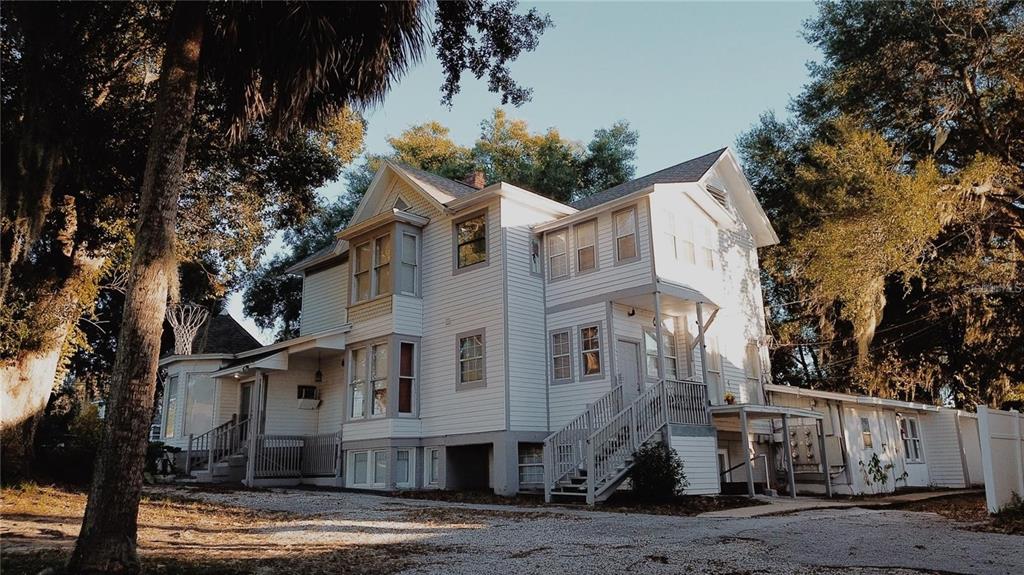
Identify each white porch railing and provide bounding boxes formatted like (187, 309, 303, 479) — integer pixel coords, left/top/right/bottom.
(545, 378, 710, 504)
(251, 431, 341, 480)
(543, 385, 624, 500)
(186, 415, 249, 475)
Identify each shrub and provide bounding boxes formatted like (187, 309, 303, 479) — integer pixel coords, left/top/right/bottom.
(629, 441, 687, 502)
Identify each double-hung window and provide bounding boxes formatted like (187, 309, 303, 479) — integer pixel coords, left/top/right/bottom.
(425, 447, 441, 486)
(455, 213, 487, 269)
(164, 375, 179, 438)
(701, 226, 716, 270)
(550, 330, 572, 382)
(349, 450, 387, 487)
(745, 342, 761, 382)
(665, 212, 679, 260)
(860, 417, 873, 448)
(580, 325, 602, 377)
(349, 348, 367, 418)
(354, 242, 372, 301)
(400, 233, 418, 295)
(644, 327, 679, 380)
(575, 220, 597, 272)
(899, 416, 924, 462)
(370, 343, 388, 416)
(399, 342, 415, 414)
(458, 331, 485, 388)
(374, 235, 392, 296)
(680, 225, 696, 265)
(614, 207, 638, 262)
(547, 229, 568, 280)
(395, 449, 414, 487)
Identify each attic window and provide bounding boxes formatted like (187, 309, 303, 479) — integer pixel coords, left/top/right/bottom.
(394, 197, 410, 211)
(706, 185, 728, 209)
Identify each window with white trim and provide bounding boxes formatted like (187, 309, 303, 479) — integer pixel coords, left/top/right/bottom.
(745, 342, 762, 381)
(458, 331, 485, 387)
(899, 415, 924, 462)
(349, 348, 367, 418)
(370, 343, 388, 416)
(398, 341, 415, 414)
(701, 225, 716, 270)
(395, 449, 414, 487)
(399, 232, 418, 295)
(575, 220, 597, 272)
(614, 207, 638, 262)
(644, 326, 679, 380)
(547, 229, 568, 280)
(164, 375, 179, 438)
(353, 242, 372, 301)
(425, 447, 441, 486)
(665, 212, 679, 260)
(580, 325, 602, 377)
(348, 449, 388, 488)
(455, 214, 487, 269)
(860, 417, 873, 448)
(680, 225, 696, 265)
(550, 330, 572, 382)
(529, 235, 542, 275)
(374, 234, 392, 296)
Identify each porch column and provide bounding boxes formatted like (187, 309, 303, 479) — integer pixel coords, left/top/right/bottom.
(782, 414, 797, 498)
(244, 371, 264, 487)
(653, 291, 667, 382)
(695, 302, 710, 391)
(817, 418, 833, 498)
(740, 409, 755, 497)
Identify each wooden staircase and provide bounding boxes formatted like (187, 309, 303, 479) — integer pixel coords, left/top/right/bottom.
(544, 379, 710, 504)
(184, 416, 250, 484)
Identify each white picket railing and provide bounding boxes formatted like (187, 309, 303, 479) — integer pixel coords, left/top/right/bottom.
(543, 385, 624, 500)
(252, 431, 341, 479)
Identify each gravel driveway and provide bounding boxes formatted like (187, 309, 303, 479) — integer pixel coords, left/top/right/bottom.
(171, 487, 1023, 575)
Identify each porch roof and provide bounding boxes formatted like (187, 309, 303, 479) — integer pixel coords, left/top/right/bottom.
(764, 383, 942, 412)
(207, 324, 350, 379)
(709, 403, 824, 420)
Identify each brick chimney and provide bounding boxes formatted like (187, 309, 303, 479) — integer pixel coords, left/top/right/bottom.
(462, 170, 486, 190)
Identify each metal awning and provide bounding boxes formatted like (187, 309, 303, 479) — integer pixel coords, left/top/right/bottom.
(709, 404, 824, 420)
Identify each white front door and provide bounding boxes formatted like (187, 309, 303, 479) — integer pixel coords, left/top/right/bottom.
(616, 340, 642, 396)
(897, 414, 930, 486)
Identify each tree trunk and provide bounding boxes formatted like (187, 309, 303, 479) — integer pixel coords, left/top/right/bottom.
(68, 4, 205, 573)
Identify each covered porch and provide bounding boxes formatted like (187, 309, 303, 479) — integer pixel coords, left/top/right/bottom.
(710, 404, 832, 498)
(191, 327, 348, 486)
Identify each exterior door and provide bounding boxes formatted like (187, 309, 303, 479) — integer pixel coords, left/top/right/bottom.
(616, 340, 642, 396)
(239, 382, 253, 441)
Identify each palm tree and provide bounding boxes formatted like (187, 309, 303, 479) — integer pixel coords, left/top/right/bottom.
(67, 2, 549, 572)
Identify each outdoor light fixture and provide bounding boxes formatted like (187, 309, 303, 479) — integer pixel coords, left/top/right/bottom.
(628, 307, 636, 317)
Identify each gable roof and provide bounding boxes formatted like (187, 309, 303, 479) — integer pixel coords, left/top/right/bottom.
(192, 312, 262, 355)
(391, 162, 479, 200)
(570, 148, 728, 210)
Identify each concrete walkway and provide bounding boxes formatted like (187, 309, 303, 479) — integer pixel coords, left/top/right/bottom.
(700, 488, 983, 518)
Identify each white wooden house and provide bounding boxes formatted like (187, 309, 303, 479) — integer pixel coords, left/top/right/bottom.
(157, 148, 983, 502)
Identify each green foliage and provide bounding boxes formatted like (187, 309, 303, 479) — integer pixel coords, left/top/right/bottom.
(629, 441, 688, 502)
(858, 453, 893, 494)
(737, 1, 1024, 408)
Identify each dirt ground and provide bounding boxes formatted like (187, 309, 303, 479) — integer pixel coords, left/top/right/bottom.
(892, 491, 1024, 535)
(2, 484, 1022, 575)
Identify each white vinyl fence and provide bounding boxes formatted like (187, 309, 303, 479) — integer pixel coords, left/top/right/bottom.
(976, 406, 1024, 513)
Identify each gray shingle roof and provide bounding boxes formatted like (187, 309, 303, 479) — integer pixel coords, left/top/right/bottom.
(570, 148, 727, 210)
(193, 313, 262, 355)
(391, 162, 479, 199)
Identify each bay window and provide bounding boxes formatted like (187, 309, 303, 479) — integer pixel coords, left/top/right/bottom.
(349, 348, 367, 418)
(370, 343, 388, 416)
(399, 341, 415, 414)
(374, 234, 392, 296)
(400, 233, 418, 295)
(354, 242, 371, 301)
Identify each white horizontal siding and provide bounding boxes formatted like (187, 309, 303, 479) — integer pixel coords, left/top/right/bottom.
(419, 197, 506, 436)
(392, 294, 423, 337)
(263, 370, 319, 436)
(300, 262, 348, 335)
(316, 362, 346, 434)
(544, 198, 653, 308)
(503, 197, 552, 432)
(671, 435, 720, 495)
(548, 302, 612, 429)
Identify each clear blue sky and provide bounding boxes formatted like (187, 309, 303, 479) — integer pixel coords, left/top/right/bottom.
(230, 1, 820, 342)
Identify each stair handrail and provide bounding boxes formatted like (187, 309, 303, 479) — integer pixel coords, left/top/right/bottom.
(543, 384, 624, 499)
(185, 415, 249, 475)
(586, 380, 670, 502)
